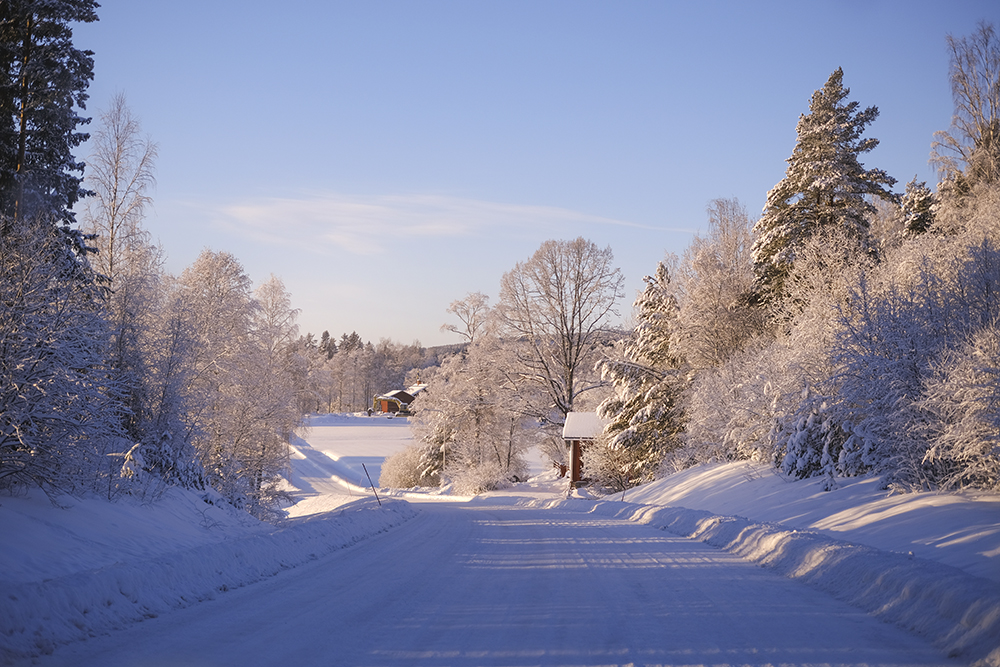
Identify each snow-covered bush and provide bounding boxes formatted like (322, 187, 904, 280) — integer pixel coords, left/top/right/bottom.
(448, 457, 521, 495)
(824, 236, 1000, 489)
(0, 215, 127, 495)
(379, 444, 442, 489)
(920, 322, 1000, 490)
(410, 338, 534, 494)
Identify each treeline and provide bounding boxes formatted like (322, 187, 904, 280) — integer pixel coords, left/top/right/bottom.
(294, 331, 459, 414)
(393, 22, 1000, 496)
(0, 80, 309, 515)
(0, 5, 438, 518)
(592, 25, 1000, 494)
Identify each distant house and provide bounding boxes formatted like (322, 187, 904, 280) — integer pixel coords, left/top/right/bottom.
(373, 383, 427, 415)
(562, 412, 609, 486)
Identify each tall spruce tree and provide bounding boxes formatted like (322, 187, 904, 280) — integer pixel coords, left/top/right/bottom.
(0, 0, 98, 234)
(899, 176, 936, 237)
(751, 68, 897, 303)
(593, 262, 686, 491)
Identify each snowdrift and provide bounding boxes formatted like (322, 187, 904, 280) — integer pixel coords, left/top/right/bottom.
(0, 495, 416, 665)
(500, 495, 1000, 667)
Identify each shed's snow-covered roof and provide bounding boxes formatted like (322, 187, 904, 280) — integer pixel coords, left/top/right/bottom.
(562, 412, 608, 440)
(383, 390, 414, 402)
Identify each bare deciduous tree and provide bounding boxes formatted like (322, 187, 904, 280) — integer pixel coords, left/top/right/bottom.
(441, 291, 491, 345)
(82, 94, 162, 445)
(83, 93, 158, 283)
(675, 198, 767, 369)
(495, 237, 624, 426)
(932, 21, 1000, 187)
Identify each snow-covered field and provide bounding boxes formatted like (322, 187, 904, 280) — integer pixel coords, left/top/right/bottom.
(2, 413, 998, 666)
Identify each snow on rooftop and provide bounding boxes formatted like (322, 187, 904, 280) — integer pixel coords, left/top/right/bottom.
(562, 412, 608, 440)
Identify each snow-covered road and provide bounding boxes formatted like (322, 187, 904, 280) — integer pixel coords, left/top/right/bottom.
(34, 499, 953, 667)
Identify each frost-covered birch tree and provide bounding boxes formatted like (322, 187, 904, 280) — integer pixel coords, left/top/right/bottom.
(82, 94, 164, 449)
(173, 257, 305, 514)
(408, 338, 533, 494)
(174, 250, 258, 508)
(674, 198, 767, 369)
(931, 21, 1000, 191)
(441, 292, 491, 345)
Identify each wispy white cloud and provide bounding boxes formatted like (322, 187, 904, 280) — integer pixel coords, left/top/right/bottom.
(212, 192, 691, 256)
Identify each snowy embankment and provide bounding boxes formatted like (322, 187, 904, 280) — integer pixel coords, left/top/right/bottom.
(495, 463, 1000, 666)
(0, 489, 416, 665)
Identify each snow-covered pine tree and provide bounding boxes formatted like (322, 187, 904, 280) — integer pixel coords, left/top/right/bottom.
(899, 177, 936, 237)
(594, 262, 686, 492)
(751, 68, 897, 304)
(0, 0, 98, 233)
(0, 3, 132, 495)
(319, 330, 337, 359)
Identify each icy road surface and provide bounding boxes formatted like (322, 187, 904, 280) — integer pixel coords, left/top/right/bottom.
(37, 499, 953, 667)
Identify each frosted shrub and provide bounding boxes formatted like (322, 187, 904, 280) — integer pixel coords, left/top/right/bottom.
(758, 230, 863, 484)
(920, 322, 1000, 490)
(447, 458, 519, 495)
(825, 235, 1000, 489)
(0, 216, 124, 495)
(380, 444, 441, 489)
(681, 338, 779, 466)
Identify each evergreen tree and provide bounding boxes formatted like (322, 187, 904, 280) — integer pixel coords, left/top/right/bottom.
(0, 0, 98, 232)
(899, 176, 936, 237)
(319, 330, 337, 359)
(752, 68, 897, 303)
(593, 262, 686, 491)
(339, 330, 363, 353)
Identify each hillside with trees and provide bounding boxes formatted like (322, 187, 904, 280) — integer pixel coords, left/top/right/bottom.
(394, 22, 1000, 497)
(591, 21, 1000, 495)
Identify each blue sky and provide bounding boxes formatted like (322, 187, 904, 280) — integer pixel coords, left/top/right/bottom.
(73, 1, 997, 347)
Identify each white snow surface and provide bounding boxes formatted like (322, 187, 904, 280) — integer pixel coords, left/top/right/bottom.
(1, 413, 998, 666)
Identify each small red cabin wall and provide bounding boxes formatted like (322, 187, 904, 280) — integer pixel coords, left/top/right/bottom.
(570, 439, 584, 485)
